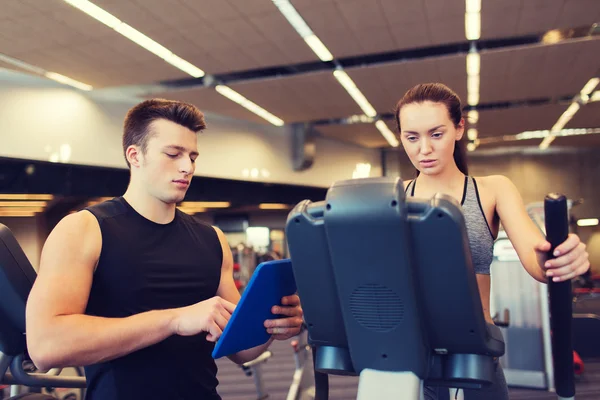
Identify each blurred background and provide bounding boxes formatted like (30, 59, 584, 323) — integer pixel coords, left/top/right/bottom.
(0, 1, 600, 398)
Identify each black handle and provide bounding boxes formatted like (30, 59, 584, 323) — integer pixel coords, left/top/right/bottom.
(544, 193, 575, 398)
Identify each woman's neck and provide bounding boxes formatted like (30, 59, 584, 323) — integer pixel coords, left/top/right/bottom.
(416, 163, 465, 192)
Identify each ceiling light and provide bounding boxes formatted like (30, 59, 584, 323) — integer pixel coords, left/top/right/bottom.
(468, 128, 478, 141)
(259, 203, 291, 210)
(0, 53, 93, 90)
(466, 52, 480, 76)
(63, 0, 204, 78)
(581, 77, 600, 96)
(333, 70, 377, 117)
(215, 85, 284, 126)
(466, 0, 481, 13)
(0, 201, 48, 208)
(465, 12, 481, 41)
(179, 202, 230, 208)
(375, 120, 399, 147)
(0, 211, 37, 218)
(468, 91, 479, 106)
(577, 218, 599, 227)
(591, 90, 600, 102)
(272, 0, 333, 62)
(303, 35, 333, 62)
(539, 135, 555, 150)
(0, 194, 53, 201)
(542, 78, 596, 149)
(542, 29, 565, 44)
(467, 74, 480, 93)
(467, 110, 479, 124)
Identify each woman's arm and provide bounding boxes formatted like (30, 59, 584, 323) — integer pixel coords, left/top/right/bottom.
(491, 175, 589, 283)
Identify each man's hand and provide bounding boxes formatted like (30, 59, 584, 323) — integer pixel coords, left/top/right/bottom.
(536, 233, 590, 282)
(264, 294, 303, 340)
(172, 296, 236, 342)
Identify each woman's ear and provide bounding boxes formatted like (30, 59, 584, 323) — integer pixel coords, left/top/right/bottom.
(456, 117, 465, 141)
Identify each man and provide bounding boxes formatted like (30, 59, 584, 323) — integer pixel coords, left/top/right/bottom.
(26, 99, 303, 399)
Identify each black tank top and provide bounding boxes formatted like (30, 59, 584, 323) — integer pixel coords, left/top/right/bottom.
(82, 197, 223, 400)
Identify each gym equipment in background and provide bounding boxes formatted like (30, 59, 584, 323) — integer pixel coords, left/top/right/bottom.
(0, 224, 87, 399)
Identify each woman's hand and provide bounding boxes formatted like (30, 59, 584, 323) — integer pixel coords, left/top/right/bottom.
(535, 234, 590, 282)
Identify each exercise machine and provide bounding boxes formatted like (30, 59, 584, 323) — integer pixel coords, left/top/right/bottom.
(0, 224, 87, 399)
(239, 350, 272, 400)
(284, 177, 576, 399)
(286, 328, 315, 400)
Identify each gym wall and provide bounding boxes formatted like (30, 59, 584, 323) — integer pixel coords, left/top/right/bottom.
(0, 215, 44, 270)
(0, 68, 381, 189)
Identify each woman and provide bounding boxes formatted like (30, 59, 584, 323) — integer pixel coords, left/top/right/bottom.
(395, 83, 590, 399)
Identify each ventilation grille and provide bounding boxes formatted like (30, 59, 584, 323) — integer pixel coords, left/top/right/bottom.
(350, 284, 404, 332)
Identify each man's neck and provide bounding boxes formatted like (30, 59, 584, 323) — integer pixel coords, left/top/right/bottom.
(123, 183, 176, 225)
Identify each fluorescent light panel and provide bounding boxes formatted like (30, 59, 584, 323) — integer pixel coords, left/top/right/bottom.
(577, 218, 599, 227)
(465, 12, 481, 40)
(333, 70, 377, 117)
(375, 120, 399, 147)
(466, 0, 481, 13)
(0, 53, 93, 91)
(466, 52, 480, 76)
(272, 0, 333, 61)
(0, 194, 53, 201)
(215, 85, 284, 126)
(468, 128, 478, 141)
(467, 110, 479, 124)
(581, 78, 600, 96)
(259, 203, 291, 210)
(0, 201, 47, 208)
(63, 0, 204, 78)
(0, 211, 37, 218)
(179, 202, 230, 208)
(539, 135, 555, 150)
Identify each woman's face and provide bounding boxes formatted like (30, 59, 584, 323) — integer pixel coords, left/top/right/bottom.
(398, 101, 464, 176)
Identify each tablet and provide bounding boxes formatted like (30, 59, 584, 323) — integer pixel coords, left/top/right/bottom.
(212, 258, 297, 359)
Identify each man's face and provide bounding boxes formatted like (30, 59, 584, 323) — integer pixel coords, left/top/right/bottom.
(133, 119, 198, 204)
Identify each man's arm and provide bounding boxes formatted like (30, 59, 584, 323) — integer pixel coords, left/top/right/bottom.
(212, 227, 303, 365)
(26, 211, 233, 371)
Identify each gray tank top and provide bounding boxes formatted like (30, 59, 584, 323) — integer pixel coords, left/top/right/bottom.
(405, 176, 495, 275)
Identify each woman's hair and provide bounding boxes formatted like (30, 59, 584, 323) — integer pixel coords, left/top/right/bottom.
(394, 83, 468, 176)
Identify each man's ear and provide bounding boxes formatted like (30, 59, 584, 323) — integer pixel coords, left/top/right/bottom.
(126, 145, 141, 168)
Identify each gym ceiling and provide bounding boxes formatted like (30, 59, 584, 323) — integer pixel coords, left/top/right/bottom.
(1, 0, 599, 152)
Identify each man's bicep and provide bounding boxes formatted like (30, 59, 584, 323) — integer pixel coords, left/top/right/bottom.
(213, 226, 241, 305)
(27, 212, 101, 322)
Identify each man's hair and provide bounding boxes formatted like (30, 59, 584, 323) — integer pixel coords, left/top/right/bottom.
(122, 98, 206, 168)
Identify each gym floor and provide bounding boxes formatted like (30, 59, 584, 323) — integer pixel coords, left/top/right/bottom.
(216, 340, 600, 400)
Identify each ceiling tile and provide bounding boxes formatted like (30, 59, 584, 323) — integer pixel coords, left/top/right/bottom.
(149, 87, 270, 125)
(316, 122, 394, 148)
(477, 104, 566, 138)
(355, 27, 397, 55)
(231, 71, 363, 122)
(566, 101, 600, 129)
(481, 1, 521, 39)
(335, 0, 387, 31)
(428, 16, 466, 45)
(379, 0, 427, 25)
(557, 0, 600, 28)
(424, 0, 464, 20)
(230, 0, 278, 17)
(389, 23, 432, 50)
